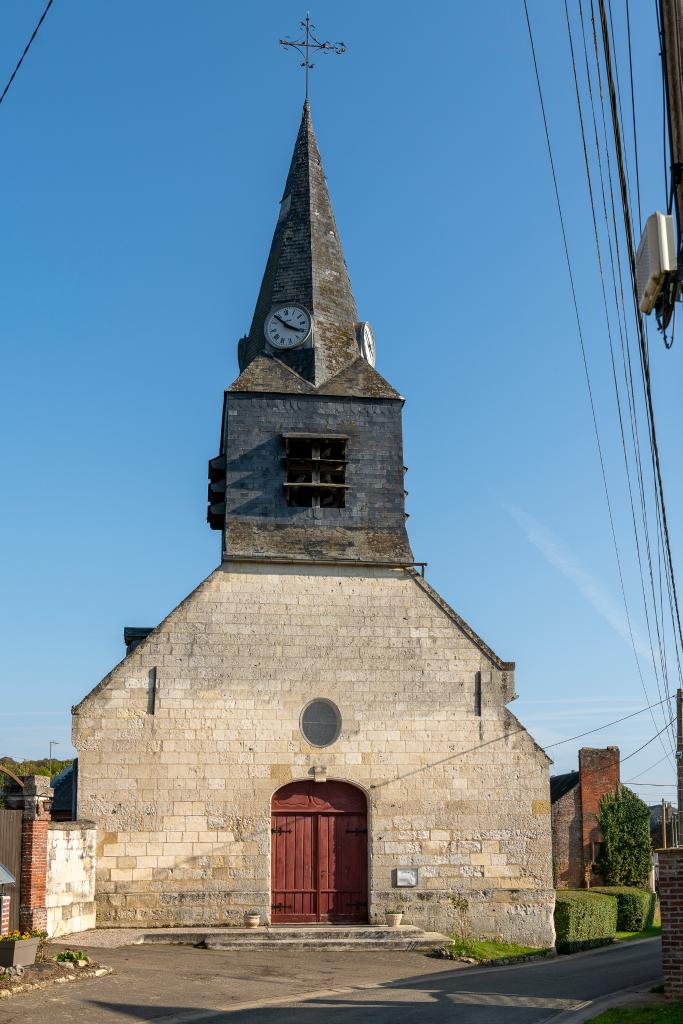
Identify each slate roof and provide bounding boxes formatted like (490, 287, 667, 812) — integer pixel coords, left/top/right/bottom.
(51, 762, 75, 816)
(0, 863, 15, 886)
(229, 354, 401, 401)
(229, 355, 315, 395)
(549, 771, 579, 802)
(239, 101, 366, 388)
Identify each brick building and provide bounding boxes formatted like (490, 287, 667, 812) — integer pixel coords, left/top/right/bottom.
(72, 101, 555, 945)
(550, 747, 620, 888)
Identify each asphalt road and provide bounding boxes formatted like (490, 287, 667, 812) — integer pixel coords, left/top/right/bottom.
(0, 937, 662, 1024)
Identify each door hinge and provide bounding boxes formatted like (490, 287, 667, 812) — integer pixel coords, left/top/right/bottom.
(346, 828, 367, 834)
(271, 902, 291, 911)
(271, 827, 292, 835)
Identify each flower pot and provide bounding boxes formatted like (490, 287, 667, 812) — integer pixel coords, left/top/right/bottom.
(385, 912, 403, 928)
(0, 938, 39, 968)
(244, 914, 260, 929)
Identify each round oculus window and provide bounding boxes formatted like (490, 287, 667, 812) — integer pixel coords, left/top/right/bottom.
(301, 699, 341, 747)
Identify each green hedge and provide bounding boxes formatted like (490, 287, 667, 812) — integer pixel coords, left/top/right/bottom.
(554, 891, 618, 953)
(590, 886, 657, 932)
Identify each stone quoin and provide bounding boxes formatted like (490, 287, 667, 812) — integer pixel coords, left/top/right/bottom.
(72, 100, 556, 946)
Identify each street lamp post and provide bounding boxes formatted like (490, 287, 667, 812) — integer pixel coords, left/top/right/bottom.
(48, 740, 59, 782)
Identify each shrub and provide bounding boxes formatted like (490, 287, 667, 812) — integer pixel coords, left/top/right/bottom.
(591, 887, 657, 932)
(54, 950, 88, 964)
(554, 890, 618, 953)
(596, 786, 652, 887)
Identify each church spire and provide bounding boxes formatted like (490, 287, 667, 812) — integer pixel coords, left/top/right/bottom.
(239, 101, 360, 385)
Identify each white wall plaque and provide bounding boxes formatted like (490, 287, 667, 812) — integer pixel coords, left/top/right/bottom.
(394, 867, 418, 887)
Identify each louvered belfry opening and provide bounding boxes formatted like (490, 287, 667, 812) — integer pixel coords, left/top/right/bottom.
(283, 433, 348, 508)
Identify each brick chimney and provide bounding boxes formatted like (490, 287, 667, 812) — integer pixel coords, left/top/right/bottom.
(578, 746, 620, 886)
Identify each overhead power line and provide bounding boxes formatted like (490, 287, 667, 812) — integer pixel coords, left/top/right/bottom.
(597, 0, 683, 654)
(626, 782, 677, 787)
(544, 693, 675, 749)
(524, 0, 676, 764)
(567, 0, 677, 758)
(0, 0, 55, 109)
(620, 715, 676, 762)
(625, 750, 673, 781)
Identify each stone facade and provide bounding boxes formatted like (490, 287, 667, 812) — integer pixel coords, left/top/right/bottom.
(72, 98, 556, 948)
(73, 564, 555, 946)
(46, 822, 96, 937)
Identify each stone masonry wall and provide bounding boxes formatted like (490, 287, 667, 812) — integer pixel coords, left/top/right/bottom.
(73, 564, 555, 946)
(551, 786, 583, 889)
(46, 822, 96, 937)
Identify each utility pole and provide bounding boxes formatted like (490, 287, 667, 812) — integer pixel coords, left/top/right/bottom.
(656, 1, 683, 328)
(677, 688, 683, 843)
(660, 2, 683, 232)
(662, 798, 668, 849)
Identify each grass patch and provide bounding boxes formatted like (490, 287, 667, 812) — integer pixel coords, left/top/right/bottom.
(615, 924, 661, 942)
(586, 1002, 683, 1022)
(446, 937, 546, 961)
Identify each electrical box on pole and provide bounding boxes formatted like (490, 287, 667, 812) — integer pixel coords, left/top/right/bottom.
(636, 212, 676, 313)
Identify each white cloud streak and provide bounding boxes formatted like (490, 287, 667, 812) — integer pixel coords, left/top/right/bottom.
(508, 505, 648, 658)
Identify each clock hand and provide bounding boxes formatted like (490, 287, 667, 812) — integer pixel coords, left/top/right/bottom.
(274, 314, 299, 331)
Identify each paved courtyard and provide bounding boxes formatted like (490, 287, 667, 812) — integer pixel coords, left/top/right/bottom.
(0, 936, 663, 1024)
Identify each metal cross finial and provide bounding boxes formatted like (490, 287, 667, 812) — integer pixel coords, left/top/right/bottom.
(280, 12, 346, 101)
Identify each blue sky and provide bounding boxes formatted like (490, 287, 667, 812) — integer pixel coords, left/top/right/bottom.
(1, 1, 681, 803)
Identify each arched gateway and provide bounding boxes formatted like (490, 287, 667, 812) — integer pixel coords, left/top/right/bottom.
(271, 780, 368, 924)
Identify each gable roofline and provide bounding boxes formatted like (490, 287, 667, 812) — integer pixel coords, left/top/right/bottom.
(502, 705, 553, 764)
(407, 570, 515, 672)
(71, 567, 221, 714)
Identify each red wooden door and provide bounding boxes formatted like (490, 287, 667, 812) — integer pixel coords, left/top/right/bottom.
(271, 813, 318, 922)
(271, 781, 367, 924)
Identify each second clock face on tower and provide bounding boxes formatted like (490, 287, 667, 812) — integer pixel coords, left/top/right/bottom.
(265, 305, 311, 350)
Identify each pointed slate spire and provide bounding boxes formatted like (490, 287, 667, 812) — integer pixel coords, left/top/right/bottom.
(240, 101, 360, 385)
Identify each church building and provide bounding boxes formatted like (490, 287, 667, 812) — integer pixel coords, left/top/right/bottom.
(72, 101, 555, 945)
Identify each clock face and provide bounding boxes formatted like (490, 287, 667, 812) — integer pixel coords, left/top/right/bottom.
(359, 322, 376, 366)
(265, 305, 311, 350)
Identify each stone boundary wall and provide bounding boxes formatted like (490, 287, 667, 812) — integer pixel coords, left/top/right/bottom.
(659, 846, 683, 1000)
(46, 821, 96, 937)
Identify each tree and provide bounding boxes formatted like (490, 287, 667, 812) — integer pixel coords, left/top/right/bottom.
(596, 785, 651, 888)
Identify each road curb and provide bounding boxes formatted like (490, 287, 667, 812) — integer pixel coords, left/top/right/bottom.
(540, 982, 663, 1024)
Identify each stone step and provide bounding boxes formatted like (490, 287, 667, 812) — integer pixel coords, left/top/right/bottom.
(203, 934, 447, 951)
(139, 925, 448, 952)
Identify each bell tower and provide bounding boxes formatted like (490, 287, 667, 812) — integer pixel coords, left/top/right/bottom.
(207, 102, 412, 566)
